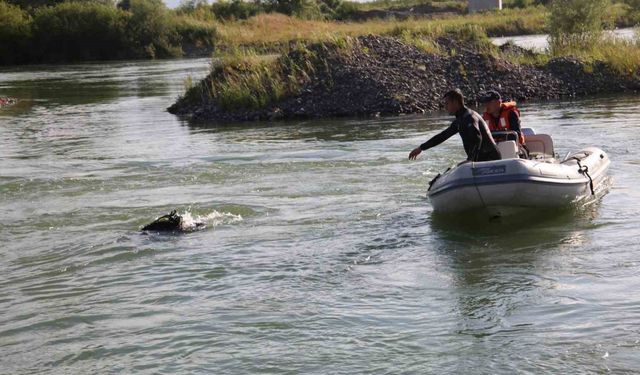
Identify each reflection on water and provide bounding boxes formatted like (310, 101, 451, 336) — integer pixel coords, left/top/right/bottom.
(1, 58, 640, 374)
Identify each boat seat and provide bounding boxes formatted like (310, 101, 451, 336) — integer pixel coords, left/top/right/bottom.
(525, 134, 555, 158)
(497, 140, 518, 159)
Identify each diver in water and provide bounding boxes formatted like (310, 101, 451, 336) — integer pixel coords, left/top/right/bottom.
(141, 210, 204, 232)
(0, 97, 17, 107)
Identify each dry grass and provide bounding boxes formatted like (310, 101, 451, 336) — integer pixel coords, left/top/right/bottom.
(215, 7, 549, 48)
(552, 36, 640, 76)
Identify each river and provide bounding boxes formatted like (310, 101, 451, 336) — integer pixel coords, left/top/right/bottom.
(492, 27, 637, 51)
(1, 58, 640, 374)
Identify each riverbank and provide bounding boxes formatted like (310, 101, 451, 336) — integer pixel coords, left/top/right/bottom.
(2, 0, 637, 66)
(168, 32, 640, 122)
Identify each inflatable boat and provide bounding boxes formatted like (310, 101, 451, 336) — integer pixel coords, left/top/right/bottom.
(427, 129, 610, 217)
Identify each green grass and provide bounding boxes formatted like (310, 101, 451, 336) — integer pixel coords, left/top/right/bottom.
(179, 43, 322, 112)
(552, 36, 640, 76)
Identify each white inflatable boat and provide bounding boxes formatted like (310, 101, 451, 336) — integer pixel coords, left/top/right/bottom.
(427, 129, 610, 217)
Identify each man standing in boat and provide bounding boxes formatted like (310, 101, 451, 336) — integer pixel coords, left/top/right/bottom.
(409, 89, 501, 162)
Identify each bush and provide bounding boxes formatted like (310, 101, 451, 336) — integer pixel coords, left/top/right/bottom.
(122, 0, 182, 58)
(548, 0, 609, 54)
(32, 1, 130, 61)
(211, 0, 264, 20)
(1, 0, 220, 64)
(333, 0, 358, 20)
(175, 0, 215, 21)
(175, 16, 218, 50)
(0, 1, 31, 64)
(7, 0, 64, 9)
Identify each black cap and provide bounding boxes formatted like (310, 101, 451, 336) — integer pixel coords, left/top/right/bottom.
(479, 90, 501, 103)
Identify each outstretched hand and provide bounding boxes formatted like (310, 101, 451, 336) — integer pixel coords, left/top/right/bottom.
(408, 147, 422, 160)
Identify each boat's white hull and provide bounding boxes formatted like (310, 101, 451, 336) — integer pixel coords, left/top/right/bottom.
(427, 147, 610, 216)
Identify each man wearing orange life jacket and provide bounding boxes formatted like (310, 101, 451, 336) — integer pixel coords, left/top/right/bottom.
(479, 90, 525, 145)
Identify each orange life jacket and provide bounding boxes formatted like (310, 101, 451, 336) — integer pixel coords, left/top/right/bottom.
(483, 101, 525, 145)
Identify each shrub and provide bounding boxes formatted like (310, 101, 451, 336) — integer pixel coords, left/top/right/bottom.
(333, 0, 358, 20)
(175, 0, 215, 21)
(211, 0, 265, 20)
(0, 1, 31, 64)
(7, 0, 64, 9)
(175, 16, 218, 50)
(548, 0, 609, 54)
(32, 2, 130, 61)
(123, 0, 182, 58)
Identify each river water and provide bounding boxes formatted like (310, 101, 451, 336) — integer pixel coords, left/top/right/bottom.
(492, 27, 637, 51)
(1, 58, 640, 374)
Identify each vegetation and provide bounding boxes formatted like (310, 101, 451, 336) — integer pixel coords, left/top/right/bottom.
(548, 0, 609, 54)
(0, 1, 31, 64)
(0, 0, 638, 65)
(341, 0, 464, 11)
(545, 0, 640, 76)
(0, 0, 216, 64)
(214, 7, 550, 48)
(548, 36, 640, 76)
(177, 18, 640, 113)
(178, 42, 324, 111)
(207, 0, 344, 21)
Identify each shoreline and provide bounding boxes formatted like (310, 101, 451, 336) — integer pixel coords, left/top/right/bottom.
(168, 34, 640, 123)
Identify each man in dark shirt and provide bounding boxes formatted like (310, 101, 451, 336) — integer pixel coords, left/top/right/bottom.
(409, 89, 501, 162)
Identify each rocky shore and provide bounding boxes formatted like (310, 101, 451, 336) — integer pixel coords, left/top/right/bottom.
(168, 35, 640, 122)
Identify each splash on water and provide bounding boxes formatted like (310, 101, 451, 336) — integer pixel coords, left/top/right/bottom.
(0, 96, 17, 108)
(179, 210, 243, 232)
(573, 176, 613, 211)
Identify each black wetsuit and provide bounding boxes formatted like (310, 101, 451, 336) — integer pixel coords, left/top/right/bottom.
(420, 107, 501, 162)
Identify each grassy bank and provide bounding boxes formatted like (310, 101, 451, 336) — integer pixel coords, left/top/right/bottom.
(180, 43, 325, 112)
(552, 36, 640, 77)
(173, 26, 640, 118)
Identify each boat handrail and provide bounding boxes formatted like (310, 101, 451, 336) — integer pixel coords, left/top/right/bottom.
(491, 130, 519, 143)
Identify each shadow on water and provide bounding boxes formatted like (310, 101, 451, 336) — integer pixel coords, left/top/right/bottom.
(184, 113, 452, 142)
